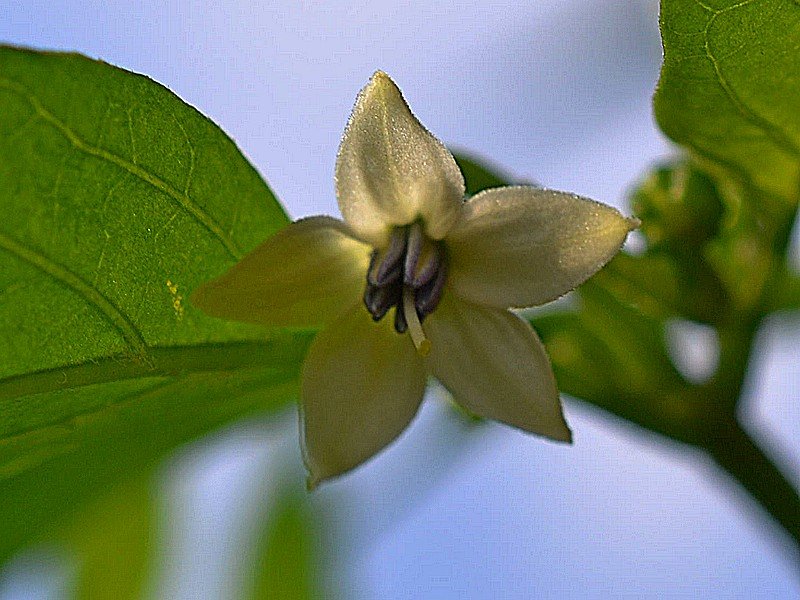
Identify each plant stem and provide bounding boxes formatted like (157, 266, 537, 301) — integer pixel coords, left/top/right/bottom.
(705, 416, 800, 563)
(703, 200, 800, 563)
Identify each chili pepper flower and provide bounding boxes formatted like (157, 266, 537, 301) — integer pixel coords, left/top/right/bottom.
(191, 71, 638, 488)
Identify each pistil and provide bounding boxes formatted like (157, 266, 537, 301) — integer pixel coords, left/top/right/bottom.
(403, 287, 431, 356)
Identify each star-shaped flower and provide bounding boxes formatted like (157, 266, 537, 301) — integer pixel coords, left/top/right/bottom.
(192, 72, 637, 488)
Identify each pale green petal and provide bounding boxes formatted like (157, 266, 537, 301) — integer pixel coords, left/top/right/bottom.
(425, 294, 571, 442)
(446, 186, 637, 308)
(301, 305, 427, 488)
(191, 216, 370, 327)
(335, 71, 465, 248)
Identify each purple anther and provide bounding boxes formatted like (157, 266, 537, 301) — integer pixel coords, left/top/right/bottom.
(365, 250, 379, 283)
(403, 222, 424, 285)
(407, 242, 442, 288)
(414, 259, 448, 318)
(368, 227, 407, 286)
(393, 304, 408, 334)
(364, 280, 401, 321)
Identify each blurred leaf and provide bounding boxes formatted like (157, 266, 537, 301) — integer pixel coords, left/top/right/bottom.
(649, 0, 800, 551)
(457, 25, 800, 555)
(704, 211, 775, 312)
(453, 153, 511, 196)
(592, 251, 729, 325)
(654, 0, 800, 205)
(533, 282, 707, 445)
(769, 272, 800, 313)
(0, 47, 312, 561)
(247, 493, 319, 600)
(65, 474, 155, 600)
(632, 163, 724, 250)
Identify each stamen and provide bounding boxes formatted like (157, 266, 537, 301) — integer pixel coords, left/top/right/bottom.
(406, 241, 441, 288)
(368, 227, 407, 286)
(403, 287, 431, 356)
(366, 250, 379, 282)
(394, 304, 408, 334)
(415, 257, 448, 318)
(363, 223, 448, 339)
(364, 281, 401, 321)
(403, 222, 424, 284)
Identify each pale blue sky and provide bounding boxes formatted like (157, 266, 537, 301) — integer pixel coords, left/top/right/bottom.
(1, 0, 798, 598)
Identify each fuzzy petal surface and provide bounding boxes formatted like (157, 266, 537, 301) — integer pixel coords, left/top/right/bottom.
(425, 294, 571, 442)
(335, 71, 465, 247)
(301, 305, 427, 488)
(190, 216, 370, 328)
(446, 186, 637, 308)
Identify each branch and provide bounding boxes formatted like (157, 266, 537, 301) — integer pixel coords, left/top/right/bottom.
(705, 416, 800, 564)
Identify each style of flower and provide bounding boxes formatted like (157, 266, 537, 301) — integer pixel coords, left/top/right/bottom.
(191, 71, 637, 488)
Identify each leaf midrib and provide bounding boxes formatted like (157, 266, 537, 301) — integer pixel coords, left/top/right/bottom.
(0, 336, 314, 404)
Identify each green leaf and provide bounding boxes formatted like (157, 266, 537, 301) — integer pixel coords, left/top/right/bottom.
(453, 152, 511, 196)
(768, 272, 800, 313)
(533, 282, 705, 445)
(591, 251, 728, 325)
(631, 162, 724, 250)
(246, 492, 320, 600)
(0, 46, 311, 561)
(654, 0, 800, 204)
(65, 474, 156, 600)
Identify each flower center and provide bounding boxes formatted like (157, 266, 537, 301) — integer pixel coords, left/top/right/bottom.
(363, 222, 448, 356)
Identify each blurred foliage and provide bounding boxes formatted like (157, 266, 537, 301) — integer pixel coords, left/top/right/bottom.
(632, 165, 724, 250)
(1, 0, 800, 594)
(247, 492, 319, 600)
(458, 152, 800, 559)
(64, 474, 155, 600)
(453, 0, 800, 554)
(60, 475, 321, 599)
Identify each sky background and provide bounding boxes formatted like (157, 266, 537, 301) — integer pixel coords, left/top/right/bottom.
(1, 0, 799, 598)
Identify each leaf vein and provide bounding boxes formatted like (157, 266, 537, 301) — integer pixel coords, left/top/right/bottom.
(0, 231, 149, 356)
(0, 77, 242, 260)
(175, 118, 197, 196)
(691, 0, 716, 12)
(702, 0, 800, 160)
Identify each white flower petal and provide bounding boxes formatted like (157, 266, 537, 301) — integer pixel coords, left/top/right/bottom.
(425, 295, 571, 442)
(190, 216, 370, 328)
(301, 305, 427, 488)
(446, 186, 637, 308)
(335, 71, 465, 247)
